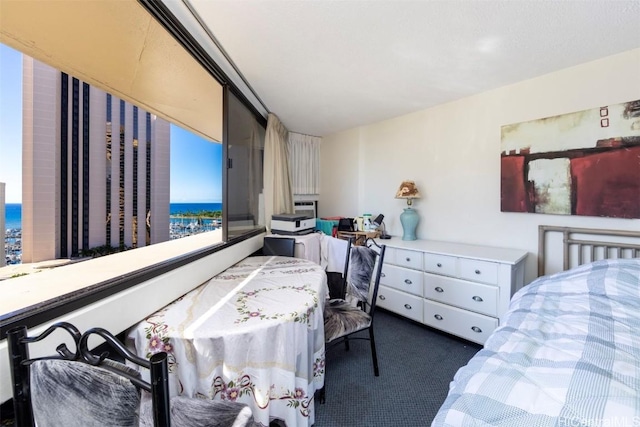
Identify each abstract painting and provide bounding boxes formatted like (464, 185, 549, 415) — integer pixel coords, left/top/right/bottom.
(501, 99, 640, 219)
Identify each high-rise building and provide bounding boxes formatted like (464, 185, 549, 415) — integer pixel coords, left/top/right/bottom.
(22, 58, 170, 263)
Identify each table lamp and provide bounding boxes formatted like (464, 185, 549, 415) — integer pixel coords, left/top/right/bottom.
(395, 180, 421, 240)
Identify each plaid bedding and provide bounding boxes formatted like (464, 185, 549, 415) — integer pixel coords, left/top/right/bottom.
(432, 258, 640, 427)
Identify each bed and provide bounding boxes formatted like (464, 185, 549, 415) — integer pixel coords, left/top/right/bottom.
(432, 226, 640, 426)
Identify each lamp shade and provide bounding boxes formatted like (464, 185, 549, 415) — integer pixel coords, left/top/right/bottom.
(372, 214, 384, 227)
(395, 180, 421, 199)
(395, 181, 421, 207)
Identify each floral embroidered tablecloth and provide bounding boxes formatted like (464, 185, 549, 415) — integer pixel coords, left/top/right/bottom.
(127, 256, 328, 427)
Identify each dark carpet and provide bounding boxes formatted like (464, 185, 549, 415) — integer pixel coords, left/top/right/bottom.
(314, 309, 481, 427)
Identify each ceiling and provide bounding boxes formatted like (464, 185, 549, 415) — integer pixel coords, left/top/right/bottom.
(171, 0, 640, 137)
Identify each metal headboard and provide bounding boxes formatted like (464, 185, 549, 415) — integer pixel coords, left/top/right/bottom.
(538, 225, 640, 276)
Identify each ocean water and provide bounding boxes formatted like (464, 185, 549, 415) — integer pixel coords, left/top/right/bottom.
(170, 202, 222, 215)
(5, 203, 21, 230)
(3, 203, 223, 231)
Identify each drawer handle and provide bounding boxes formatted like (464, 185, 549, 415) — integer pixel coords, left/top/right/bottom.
(475, 269, 481, 275)
(471, 326, 482, 333)
(406, 257, 411, 262)
(436, 263, 442, 268)
(379, 295, 386, 300)
(472, 295, 483, 302)
(435, 287, 444, 293)
(381, 272, 386, 277)
(404, 279, 412, 285)
(404, 304, 412, 310)
(434, 314, 443, 321)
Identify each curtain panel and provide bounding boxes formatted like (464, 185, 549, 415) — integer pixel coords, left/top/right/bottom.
(288, 133, 321, 195)
(263, 113, 294, 227)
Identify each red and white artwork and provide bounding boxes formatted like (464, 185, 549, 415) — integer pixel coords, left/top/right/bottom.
(500, 100, 640, 219)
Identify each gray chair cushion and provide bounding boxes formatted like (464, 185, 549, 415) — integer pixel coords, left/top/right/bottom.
(30, 358, 141, 427)
(324, 299, 372, 343)
(139, 396, 256, 427)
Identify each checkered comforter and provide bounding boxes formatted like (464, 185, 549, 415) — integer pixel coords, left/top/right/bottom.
(432, 258, 640, 426)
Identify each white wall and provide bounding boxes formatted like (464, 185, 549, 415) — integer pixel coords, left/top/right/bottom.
(320, 48, 640, 285)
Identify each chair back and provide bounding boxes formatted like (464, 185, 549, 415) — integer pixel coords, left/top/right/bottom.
(7, 322, 170, 427)
(367, 241, 386, 320)
(347, 239, 386, 316)
(263, 236, 296, 257)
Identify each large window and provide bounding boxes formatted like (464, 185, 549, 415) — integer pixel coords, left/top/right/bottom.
(1, 44, 229, 266)
(224, 89, 266, 240)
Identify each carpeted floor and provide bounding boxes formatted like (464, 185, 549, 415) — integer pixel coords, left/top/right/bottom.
(313, 309, 481, 427)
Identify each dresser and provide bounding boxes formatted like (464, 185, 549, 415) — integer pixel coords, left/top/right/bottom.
(375, 238, 528, 345)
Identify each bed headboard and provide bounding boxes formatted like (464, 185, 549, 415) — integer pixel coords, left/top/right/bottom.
(538, 225, 640, 276)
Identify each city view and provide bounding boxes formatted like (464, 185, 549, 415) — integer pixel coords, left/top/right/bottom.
(1, 44, 223, 269)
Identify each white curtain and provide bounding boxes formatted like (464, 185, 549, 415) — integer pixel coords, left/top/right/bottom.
(288, 132, 321, 195)
(264, 113, 294, 227)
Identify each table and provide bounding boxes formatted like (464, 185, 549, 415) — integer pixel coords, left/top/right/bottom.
(127, 256, 328, 427)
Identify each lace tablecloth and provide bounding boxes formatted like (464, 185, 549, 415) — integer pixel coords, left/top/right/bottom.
(127, 256, 328, 427)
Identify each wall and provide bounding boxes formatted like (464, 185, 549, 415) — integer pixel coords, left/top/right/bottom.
(319, 48, 640, 284)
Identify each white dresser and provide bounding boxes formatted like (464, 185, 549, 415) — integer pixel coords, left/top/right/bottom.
(375, 238, 528, 345)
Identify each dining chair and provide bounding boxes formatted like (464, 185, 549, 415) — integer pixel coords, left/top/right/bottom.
(324, 238, 387, 376)
(7, 322, 255, 427)
(325, 236, 353, 300)
(262, 236, 296, 257)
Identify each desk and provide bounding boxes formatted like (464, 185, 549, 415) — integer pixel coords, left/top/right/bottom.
(127, 256, 328, 427)
(337, 230, 380, 246)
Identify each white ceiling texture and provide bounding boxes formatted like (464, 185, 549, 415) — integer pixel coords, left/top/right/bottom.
(165, 0, 640, 137)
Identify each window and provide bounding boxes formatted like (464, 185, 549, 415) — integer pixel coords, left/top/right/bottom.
(0, 1, 267, 337)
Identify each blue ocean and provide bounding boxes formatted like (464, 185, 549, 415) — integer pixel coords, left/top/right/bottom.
(4, 203, 223, 231)
(5, 203, 21, 230)
(170, 202, 222, 215)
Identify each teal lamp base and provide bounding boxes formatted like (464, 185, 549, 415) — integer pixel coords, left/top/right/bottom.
(400, 207, 419, 241)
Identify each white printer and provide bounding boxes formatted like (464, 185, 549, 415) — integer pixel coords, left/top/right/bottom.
(271, 213, 316, 235)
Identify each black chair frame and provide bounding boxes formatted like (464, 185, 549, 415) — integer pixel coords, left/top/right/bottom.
(328, 238, 386, 375)
(337, 236, 354, 300)
(319, 238, 385, 404)
(7, 322, 171, 427)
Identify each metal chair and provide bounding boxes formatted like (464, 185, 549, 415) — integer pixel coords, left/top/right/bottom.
(7, 322, 256, 427)
(324, 238, 387, 375)
(7, 322, 170, 427)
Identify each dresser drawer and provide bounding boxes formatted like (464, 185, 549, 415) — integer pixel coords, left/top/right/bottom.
(393, 249, 423, 270)
(381, 264, 423, 297)
(458, 258, 499, 285)
(423, 299, 497, 345)
(424, 274, 498, 317)
(423, 253, 457, 277)
(377, 286, 423, 323)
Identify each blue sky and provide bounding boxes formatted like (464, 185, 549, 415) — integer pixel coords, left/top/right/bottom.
(0, 43, 222, 204)
(0, 44, 23, 203)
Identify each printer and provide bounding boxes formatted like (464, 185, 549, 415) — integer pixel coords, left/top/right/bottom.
(271, 213, 316, 235)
